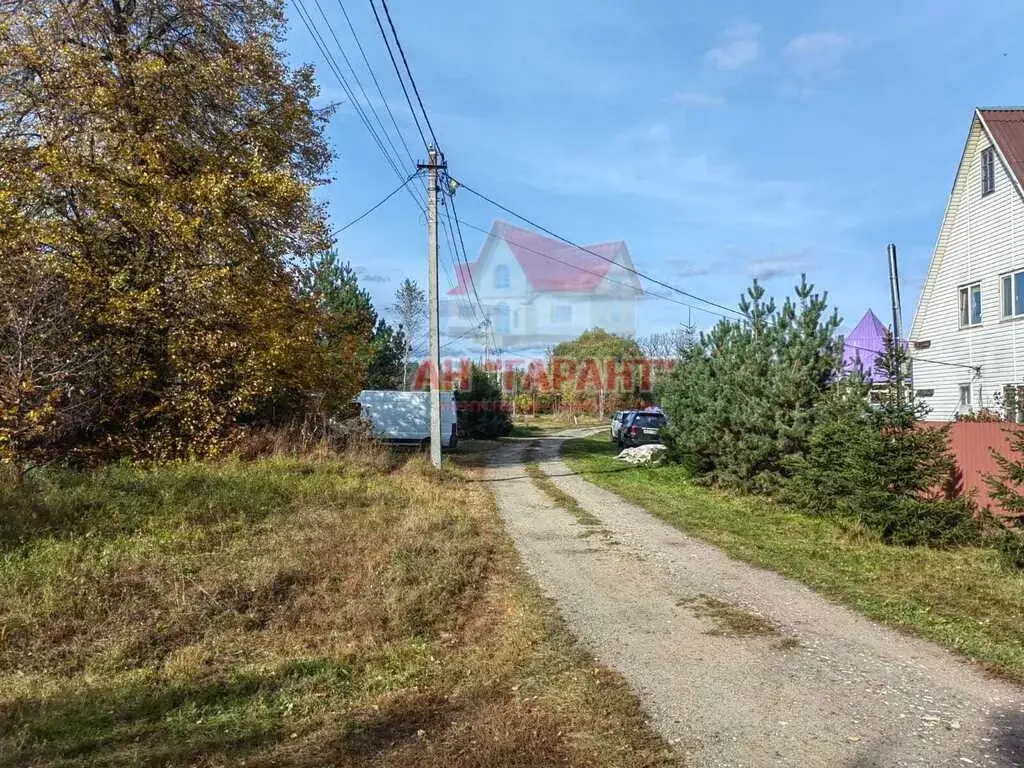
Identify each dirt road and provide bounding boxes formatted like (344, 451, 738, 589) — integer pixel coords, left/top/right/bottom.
(485, 434, 1024, 768)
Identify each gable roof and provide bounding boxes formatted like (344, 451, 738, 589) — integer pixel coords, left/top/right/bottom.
(448, 220, 642, 295)
(979, 108, 1024, 191)
(910, 108, 1024, 340)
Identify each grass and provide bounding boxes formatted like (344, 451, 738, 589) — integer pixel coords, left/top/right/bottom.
(510, 413, 606, 438)
(676, 595, 782, 639)
(562, 434, 1024, 682)
(0, 450, 678, 767)
(521, 445, 613, 542)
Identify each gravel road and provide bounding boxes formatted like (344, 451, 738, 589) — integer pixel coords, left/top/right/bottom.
(485, 433, 1024, 768)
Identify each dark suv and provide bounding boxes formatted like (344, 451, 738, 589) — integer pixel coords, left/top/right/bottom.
(618, 409, 666, 448)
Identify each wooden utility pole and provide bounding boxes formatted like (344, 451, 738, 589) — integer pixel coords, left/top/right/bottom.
(421, 147, 443, 469)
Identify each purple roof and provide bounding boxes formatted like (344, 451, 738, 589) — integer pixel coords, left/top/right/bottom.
(842, 310, 888, 381)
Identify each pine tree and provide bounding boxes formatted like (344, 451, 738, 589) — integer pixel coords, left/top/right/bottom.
(455, 365, 511, 438)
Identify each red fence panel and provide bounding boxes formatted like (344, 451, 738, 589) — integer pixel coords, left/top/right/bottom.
(923, 421, 1024, 519)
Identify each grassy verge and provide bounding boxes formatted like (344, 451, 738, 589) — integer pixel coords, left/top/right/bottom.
(562, 435, 1024, 681)
(0, 451, 677, 767)
(510, 413, 606, 438)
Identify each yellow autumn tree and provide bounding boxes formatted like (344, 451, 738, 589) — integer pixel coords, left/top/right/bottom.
(0, 0, 339, 460)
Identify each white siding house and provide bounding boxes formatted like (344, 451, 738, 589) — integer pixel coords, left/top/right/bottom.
(909, 109, 1024, 420)
(442, 220, 641, 352)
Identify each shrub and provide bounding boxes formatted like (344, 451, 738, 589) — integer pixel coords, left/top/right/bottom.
(661, 276, 842, 491)
(996, 529, 1024, 570)
(455, 365, 512, 439)
(787, 332, 979, 547)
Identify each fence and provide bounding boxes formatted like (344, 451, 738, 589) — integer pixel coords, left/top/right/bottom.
(923, 421, 1024, 518)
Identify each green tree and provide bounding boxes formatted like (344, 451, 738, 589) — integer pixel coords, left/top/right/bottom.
(298, 252, 376, 412)
(788, 333, 978, 546)
(552, 328, 643, 417)
(455, 364, 512, 438)
(0, 0, 333, 459)
(390, 279, 427, 390)
(661, 277, 841, 491)
(365, 319, 407, 390)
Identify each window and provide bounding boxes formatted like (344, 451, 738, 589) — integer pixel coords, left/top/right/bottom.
(1001, 271, 1024, 318)
(551, 304, 572, 323)
(982, 146, 996, 196)
(493, 303, 510, 333)
(959, 283, 982, 327)
(1003, 384, 1024, 423)
(494, 264, 510, 289)
(459, 303, 474, 319)
(959, 384, 972, 407)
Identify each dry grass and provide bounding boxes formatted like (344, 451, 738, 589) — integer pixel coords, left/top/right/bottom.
(0, 451, 678, 767)
(677, 595, 782, 639)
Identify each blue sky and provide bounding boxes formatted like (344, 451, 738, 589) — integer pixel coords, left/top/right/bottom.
(284, 0, 1024, 345)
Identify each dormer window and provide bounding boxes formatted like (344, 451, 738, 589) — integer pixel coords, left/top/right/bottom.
(494, 264, 510, 289)
(982, 146, 996, 196)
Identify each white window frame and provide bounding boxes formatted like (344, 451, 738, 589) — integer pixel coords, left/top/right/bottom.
(494, 264, 510, 290)
(959, 282, 982, 328)
(551, 304, 572, 324)
(959, 384, 972, 407)
(982, 146, 996, 196)
(1001, 270, 1024, 319)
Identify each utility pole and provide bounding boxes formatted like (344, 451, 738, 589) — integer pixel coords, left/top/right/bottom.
(420, 147, 443, 469)
(887, 243, 907, 402)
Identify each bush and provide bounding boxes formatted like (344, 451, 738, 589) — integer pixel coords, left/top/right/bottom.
(455, 365, 512, 439)
(787, 333, 979, 547)
(996, 529, 1024, 570)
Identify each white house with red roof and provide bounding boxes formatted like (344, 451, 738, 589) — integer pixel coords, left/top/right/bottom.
(910, 108, 1024, 420)
(444, 220, 642, 350)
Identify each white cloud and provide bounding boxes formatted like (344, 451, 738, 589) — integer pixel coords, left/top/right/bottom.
(747, 254, 811, 281)
(706, 20, 761, 71)
(783, 32, 851, 79)
(665, 259, 719, 278)
(668, 91, 726, 107)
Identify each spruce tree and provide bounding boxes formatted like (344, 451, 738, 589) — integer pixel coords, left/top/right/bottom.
(847, 333, 977, 545)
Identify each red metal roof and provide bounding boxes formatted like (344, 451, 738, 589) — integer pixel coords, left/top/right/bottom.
(980, 109, 1024, 190)
(448, 220, 638, 295)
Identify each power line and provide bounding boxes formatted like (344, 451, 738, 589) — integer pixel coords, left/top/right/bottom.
(438, 212, 480, 324)
(369, 0, 429, 151)
(335, 0, 419, 170)
(444, 187, 486, 319)
(453, 216, 734, 321)
(310, 0, 411, 180)
(331, 172, 420, 235)
(295, 0, 430, 226)
(452, 178, 744, 319)
(379, 0, 440, 150)
(293, 0, 415, 202)
(844, 342, 982, 373)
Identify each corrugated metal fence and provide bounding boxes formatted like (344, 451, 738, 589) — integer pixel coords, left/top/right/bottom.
(923, 421, 1024, 518)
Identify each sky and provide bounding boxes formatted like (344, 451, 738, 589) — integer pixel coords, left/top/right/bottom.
(283, 0, 1024, 350)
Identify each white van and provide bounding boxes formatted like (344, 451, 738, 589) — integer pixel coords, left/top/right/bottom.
(355, 390, 458, 449)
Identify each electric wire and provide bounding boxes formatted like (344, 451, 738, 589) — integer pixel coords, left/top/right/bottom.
(452, 178, 744, 319)
(369, 0, 429, 151)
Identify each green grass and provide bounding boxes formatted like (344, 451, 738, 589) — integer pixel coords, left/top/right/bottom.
(677, 595, 782, 639)
(510, 413, 606, 438)
(562, 435, 1024, 681)
(0, 453, 678, 767)
(521, 445, 613, 542)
